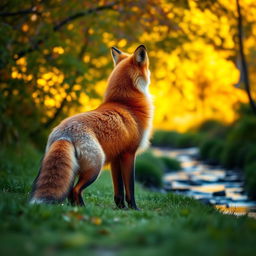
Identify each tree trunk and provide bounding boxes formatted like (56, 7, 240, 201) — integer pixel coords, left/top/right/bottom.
(236, 0, 256, 114)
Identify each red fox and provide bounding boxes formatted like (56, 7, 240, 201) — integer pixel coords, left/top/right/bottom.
(30, 45, 153, 209)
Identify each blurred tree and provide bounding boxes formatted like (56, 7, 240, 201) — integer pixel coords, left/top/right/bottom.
(0, 0, 255, 145)
(236, 0, 256, 114)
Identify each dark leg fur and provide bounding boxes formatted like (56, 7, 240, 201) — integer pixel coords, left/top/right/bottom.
(111, 159, 126, 209)
(120, 152, 139, 210)
(68, 172, 99, 206)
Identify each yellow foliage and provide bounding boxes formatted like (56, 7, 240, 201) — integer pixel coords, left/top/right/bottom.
(31, 14, 37, 21)
(83, 55, 90, 63)
(16, 57, 27, 66)
(53, 46, 64, 55)
(149, 40, 248, 131)
(29, 0, 256, 132)
(67, 24, 74, 30)
(37, 79, 46, 86)
(118, 39, 127, 48)
(92, 56, 108, 68)
(22, 24, 29, 32)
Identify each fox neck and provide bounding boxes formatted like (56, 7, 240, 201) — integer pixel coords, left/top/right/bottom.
(103, 79, 153, 131)
(104, 77, 151, 107)
(104, 69, 151, 102)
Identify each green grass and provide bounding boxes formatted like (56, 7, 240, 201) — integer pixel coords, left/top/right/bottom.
(1, 144, 256, 256)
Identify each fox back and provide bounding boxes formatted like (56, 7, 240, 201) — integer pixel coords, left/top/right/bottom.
(30, 45, 153, 208)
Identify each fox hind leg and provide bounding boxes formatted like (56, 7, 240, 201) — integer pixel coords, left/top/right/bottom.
(68, 165, 101, 206)
(68, 137, 105, 206)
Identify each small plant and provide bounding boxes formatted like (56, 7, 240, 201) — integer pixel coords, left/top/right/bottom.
(135, 159, 163, 188)
(197, 119, 230, 139)
(199, 138, 218, 161)
(151, 130, 180, 147)
(159, 156, 181, 172)
(198, 119, 224, 133)
(175, 133, 203, 148)
(208, 140, 224, 165)
(245, 146, 256, 165)
(221, 117, 256, 168)
(245, 162, 256, 199)
(135, 150, 165, 188)
(151, 130, 203, 148)
(136, 150, 165, 170)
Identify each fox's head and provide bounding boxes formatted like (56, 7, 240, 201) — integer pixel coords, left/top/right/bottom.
(105, 45, 150, 101)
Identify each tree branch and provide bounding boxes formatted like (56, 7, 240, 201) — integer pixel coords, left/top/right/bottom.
(14, 2, 118, 61)
(0, 8, 41, 17)
(53, 3, 117, 31)
(236, 0, 256, 114)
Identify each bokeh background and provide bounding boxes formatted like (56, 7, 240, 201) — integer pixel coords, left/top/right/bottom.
(1, 1, 256, 255)
(1, 0, 256, 145)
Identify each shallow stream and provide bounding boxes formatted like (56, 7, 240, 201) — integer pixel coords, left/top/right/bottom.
(153, 147, 256, 218)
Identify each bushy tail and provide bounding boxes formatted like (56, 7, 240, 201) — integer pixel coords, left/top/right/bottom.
(30, 140, 78, 204)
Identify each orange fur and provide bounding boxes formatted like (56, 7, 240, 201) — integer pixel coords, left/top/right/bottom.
(30, 45, 153, 208)
(31, 140, 77, 203)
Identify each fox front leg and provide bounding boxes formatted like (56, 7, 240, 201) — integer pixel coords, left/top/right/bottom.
(111, 159, 126, 209)
(120, 152, 139, 210)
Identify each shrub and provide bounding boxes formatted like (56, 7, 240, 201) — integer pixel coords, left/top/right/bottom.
(151, 130, 204, 148)
(208, 140, 224, 165)
(198, 119, 225, 133)
(228, 117, 256, 143)
(199, 138, 219, 160)
(244, 162, 256, 199)
(237, 103, 255, 118)
(135, 150, 165, 188)
(221, 141, 241, 168)
(151, 130, 180, 147)
(137, 150, 165, 170)
(175, 133, 204, 148)
(245, 146, 256, 165)
(135, 159, 163, 188)
(159, 156, 181, 172)
(221, 117, 256, 168)
(198, 119, 230, 139)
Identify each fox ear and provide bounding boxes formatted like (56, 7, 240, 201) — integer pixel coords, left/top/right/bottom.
(134, 45, 147, 64)
(111, 47, 122, 66)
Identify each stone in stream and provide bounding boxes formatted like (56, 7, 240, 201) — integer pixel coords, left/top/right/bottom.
(225, 187, 244, 194)
(224, 175, 243, 183)
(164, 172, 189, 182)
(186, 180, 205, 186)
(186, 191, 214, 203)
(165, 181, 191, 192)
(179, 155, 194, 164)
(227, 193, 248, 202)
(213, 190, 226, 197)
(225, 182, 244, 188)
(179, 147, 199, 156)
(204, 169, 226, 179)
(191, 174, 220, 183)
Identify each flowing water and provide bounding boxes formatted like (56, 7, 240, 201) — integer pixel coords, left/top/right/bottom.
(152, 147, 256, 218)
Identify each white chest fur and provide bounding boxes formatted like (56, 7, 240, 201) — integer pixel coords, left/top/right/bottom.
(139, 95, 153, 151)
(135, 71, 153, 151)
(139, 126, 152, 150)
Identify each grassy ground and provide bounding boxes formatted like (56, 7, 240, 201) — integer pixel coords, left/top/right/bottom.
(1, 144, 256, 256)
